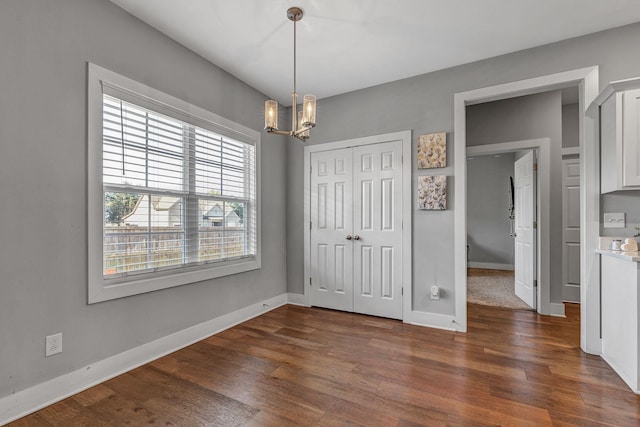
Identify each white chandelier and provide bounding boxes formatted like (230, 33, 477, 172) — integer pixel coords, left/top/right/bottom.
(264, 7, 316, 142)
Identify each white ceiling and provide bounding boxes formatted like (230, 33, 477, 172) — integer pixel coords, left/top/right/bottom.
(110, 0, 640, 105)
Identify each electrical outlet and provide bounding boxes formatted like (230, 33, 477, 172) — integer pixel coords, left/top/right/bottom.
(430, 285, 440, 300)
(45, 333, 62, 357)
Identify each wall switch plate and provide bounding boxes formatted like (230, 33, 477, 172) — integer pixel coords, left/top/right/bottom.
(45, 333, 62, 357)
(430, 285, 440, 300)
(603, 212, 625, 228)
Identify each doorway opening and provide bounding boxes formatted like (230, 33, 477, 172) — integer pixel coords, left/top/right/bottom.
(466, 139, 548, 311)
(466, 149, 538, 311)
(453, 66, 601, 355)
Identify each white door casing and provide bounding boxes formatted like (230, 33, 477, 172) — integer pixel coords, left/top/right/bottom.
(514, 151, 537, 309)
(454, 66, 600, 352)
(309, 148, 354, 312)
(562, 158, 581, 303)
(352, 142, 404, 319)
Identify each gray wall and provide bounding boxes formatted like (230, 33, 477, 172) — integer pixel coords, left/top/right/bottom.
(286, 22, 640, 316)
(467, 154, 515, 267)
(466, 91, 563, 301)
(601, 191, 640, 238)
(466, 92, 561, 148)
(0, 0, 287, 398)
(562, 103, 580, 148)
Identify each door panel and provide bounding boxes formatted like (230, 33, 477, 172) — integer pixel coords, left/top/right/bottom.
(310, 149, 353, 312)
(562, 159, 581, 302)
(514, 151, 537, 309)
(623, 88, 640, 186)
(352, 141, 403, 319)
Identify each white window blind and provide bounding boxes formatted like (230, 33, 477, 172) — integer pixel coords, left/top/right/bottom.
(101, 93, 256, 282)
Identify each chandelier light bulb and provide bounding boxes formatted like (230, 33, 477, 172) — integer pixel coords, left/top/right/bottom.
(303, 94, 316, 127)
(264, 100, 278, 131)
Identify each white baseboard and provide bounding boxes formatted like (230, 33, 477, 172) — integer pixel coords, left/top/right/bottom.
(563, 285, 580, 304)
(601, 354, 640, 394)
(0, 293, 288, 426)
(467, 262, 514, 271)
(548, 302, 566, 317)
(286, 293, 308, 306)
(403, 310, 464, 332)
(291, 294, 462, 333)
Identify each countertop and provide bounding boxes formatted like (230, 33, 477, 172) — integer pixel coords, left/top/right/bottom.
(596, 249, 640, 262)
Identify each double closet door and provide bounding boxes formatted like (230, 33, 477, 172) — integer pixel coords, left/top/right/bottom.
(309, 140, 403, 320)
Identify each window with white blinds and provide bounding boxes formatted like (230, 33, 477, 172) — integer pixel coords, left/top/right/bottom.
(88, 63, 260, 303)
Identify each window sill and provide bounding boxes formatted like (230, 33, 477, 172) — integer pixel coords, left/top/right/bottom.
(88, 257, 260, 304)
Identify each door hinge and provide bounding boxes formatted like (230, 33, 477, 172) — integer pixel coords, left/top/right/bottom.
(401, 287, 403, 296)
(533, 163, 538, 171)
(533, 221, 537, 229)
(310, 277, 312, 286)
(310, 165, 312, 174)
(533, 279, 537, 288)
(310, 222, 312, 230)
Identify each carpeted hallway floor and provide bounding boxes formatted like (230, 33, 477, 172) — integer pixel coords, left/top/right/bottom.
(467, 268, 531, 310)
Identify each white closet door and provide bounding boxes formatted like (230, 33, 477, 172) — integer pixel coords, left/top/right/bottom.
(309, 149, 354, 312)
(514, 150, 537, 309)
(352, 141, 404, 319)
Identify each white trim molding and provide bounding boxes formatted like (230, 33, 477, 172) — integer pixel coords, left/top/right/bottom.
(0, 294, 288, 426)
(562, 147, 580, 156)
(403, 311, 459, 332)
(467, 262, 514, 271)
(303, 131, 412, 320)
(549, 302, 567, 317)
(286, 293, 308, 306)
(454, 66, 600, 351)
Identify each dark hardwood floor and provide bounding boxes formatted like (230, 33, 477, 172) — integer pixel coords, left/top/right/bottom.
(9, 303, 640, 426)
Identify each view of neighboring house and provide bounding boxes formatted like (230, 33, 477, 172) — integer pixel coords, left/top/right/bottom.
(121, 194, 242, 228)
(200, 200, 242, 227)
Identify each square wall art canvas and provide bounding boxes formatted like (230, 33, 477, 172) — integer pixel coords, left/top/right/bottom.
(417, 132, 446, 169)
(418, 175, 447, 210)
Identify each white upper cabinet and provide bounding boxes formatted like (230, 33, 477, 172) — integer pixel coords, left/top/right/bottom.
(622, 88, 640, 187)
(599, 78, 640, 193)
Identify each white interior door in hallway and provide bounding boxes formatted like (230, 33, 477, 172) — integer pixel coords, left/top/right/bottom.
(562, 158, 581, 303)
(310, 140, 404, 320)
(514, 150, 537, 309)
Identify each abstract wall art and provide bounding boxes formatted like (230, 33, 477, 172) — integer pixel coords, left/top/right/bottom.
(417, 132, 446, 169)
(418, 175, 447, 210)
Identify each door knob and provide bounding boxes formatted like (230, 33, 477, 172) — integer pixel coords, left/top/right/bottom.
(346, 235, 353, 240)
(353, 235, 361, 240)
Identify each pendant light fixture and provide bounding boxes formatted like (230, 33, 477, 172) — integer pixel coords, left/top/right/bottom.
(264, 7, 316, 142)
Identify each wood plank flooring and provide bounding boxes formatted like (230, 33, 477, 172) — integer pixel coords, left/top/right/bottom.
(9, 303, 640, 426)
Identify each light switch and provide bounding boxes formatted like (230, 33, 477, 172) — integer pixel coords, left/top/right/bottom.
(603, 212, 625, 228)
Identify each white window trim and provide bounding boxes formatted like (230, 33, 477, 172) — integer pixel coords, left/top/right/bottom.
(88, 63, 261, 304)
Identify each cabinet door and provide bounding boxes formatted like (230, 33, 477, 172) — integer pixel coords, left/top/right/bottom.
(600, 93, 622, 193)
(623, 88, 640, 187)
